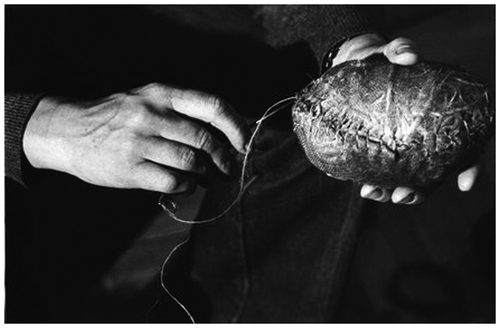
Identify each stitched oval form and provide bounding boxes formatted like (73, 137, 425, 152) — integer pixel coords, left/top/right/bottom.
(292, 54, 493, 188)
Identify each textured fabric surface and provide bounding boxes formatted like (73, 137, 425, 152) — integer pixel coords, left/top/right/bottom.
(5, 92, 45, 186)
(255, 5, 380, 69)
(150, 129, 366, 323)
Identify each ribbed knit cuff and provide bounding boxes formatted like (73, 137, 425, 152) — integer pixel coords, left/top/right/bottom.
(5, 92, 45, 186)
(320, 6, 382, 71)
(323, 6, 379, 49)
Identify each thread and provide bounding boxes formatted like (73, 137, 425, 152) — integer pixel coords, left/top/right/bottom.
(158, 96, 296, 224)
(155, 96, 296, 323)
(158, 234, 195, 323)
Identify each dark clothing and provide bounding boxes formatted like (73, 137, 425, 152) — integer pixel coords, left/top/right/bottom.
(149, 128, 366, 322)
(5, 5, 379, 186)
(5, 5, 378, 322)
(5, 93, 44, 185)
(6, 5, 493, 324)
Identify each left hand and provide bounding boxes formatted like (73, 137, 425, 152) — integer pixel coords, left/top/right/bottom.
(332, 33, 480, 205)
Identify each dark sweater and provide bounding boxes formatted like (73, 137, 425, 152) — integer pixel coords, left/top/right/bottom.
(5, 5, 379, 186)
(5, 93, 44, 185)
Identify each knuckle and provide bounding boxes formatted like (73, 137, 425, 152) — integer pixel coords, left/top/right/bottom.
(195, 129, 216, 152)
(129, 83, 158, 96)
(382, 44, 392, 57)
(143, 82, 164, 95)
(208, 96, 227, 118)
(179, 148, 197, 169)
(133, 82, 171, 100)
(128, 107, 151, 127)
(120, 136, 142, 160)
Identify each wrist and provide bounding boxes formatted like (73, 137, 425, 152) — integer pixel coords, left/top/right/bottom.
(23, 96, 73, 173)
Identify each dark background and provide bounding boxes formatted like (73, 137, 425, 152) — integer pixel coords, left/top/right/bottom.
(5, 5, 495, 323)
(337, 5, 495, 322)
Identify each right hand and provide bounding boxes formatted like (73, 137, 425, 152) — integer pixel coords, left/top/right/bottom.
(23, 83, 250, 194)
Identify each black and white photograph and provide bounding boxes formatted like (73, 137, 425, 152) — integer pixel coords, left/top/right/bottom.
(4, 4, 495, 323)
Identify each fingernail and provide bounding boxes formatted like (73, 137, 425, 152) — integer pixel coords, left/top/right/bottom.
(398, 193, 415, 204)
(368, 188, 383, 199)
(458, 178, 473, 192)
(395, 45, 415, 55)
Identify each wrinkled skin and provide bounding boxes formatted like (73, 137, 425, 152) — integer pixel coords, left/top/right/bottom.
(23, 84, 250, 194)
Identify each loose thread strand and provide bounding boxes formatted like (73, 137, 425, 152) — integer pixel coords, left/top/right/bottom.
(158, 234, 196, 323)
(155, 96, 296, 323)
(159, 96, 296, 225)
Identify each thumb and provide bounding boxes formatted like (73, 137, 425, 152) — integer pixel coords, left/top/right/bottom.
(458, 165, 480, 191)
(382, 37, 420, 66)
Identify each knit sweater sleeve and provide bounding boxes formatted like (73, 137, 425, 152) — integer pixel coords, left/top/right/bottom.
(255, 5, 381, 69)
(5, 92, 45, 186)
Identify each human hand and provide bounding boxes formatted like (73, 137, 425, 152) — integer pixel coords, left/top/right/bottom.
(332, 33, 480, 204)
(23, 83, 250, 193)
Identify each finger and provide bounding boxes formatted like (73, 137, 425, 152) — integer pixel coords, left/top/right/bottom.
(391, 186, 424, 205)
(171, 89, 250, 153)
(155, 118, 234, 176)
(360, 184, 391, 202)
(134, 161, 196, 194)
(132, 83, 250, 153)
(140, 137, 209, 176)
(458, 165, 480, 191)
(382, 37, 419, 66)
